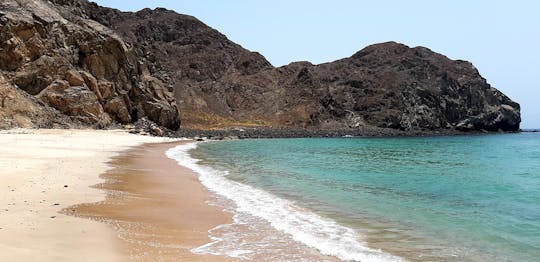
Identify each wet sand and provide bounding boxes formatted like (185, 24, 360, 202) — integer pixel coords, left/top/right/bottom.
(67, 141, 238, 261)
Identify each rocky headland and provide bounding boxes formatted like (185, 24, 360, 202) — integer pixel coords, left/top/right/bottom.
(0, 0, 521, 136)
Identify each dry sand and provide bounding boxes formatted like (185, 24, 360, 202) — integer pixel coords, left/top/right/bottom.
(0, 129, 175, 261)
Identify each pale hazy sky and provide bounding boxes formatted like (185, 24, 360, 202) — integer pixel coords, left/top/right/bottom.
(93, 0, 539, 128)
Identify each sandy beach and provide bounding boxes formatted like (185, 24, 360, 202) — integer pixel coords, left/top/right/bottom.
(0, 129, 232, 261)
(69, 141, 237, 261)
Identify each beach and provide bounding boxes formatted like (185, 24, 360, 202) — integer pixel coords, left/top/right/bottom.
(0, 129, 233, 261)
(70, 141, 237, 261)
(2, 129, 536, 261)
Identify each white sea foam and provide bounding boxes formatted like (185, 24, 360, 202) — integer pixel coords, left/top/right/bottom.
(166, 142, 404, 262)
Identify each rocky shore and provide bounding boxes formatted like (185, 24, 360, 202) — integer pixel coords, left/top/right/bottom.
(128, 117, 514, 140)
(173, 127, 466, 140)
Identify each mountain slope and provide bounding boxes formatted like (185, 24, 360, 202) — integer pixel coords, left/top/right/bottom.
(75, 1, 519, 132)
(0, 0, 521, 132)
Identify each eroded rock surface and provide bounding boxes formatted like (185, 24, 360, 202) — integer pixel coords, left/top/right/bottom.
(0, 0, 179, 129)
(0, 0, 520, 133)
(72, 2, 519, 132)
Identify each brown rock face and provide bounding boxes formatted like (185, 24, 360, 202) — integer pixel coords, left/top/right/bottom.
(0, 75, 74, 129)
(81, 3, 519, 132)
(297, 42, 521, 131)
(65, 70, 85, 87)
(38, 80, 111, 127)
(0, 0, 180, 129)
(0, 0, 521, 133)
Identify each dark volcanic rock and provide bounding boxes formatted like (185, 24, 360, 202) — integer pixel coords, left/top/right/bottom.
(131, 117, 168, 136)
(0, 0, 521, 133)
(72, 2, 519, 132)
(303, 42, 521, 132)
(0, 0, 180, 129)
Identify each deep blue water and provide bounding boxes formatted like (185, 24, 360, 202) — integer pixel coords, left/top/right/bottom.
(189, 133, 540, 261)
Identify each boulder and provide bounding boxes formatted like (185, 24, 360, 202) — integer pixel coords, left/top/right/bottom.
(65, 70, 85, 86)
(38, 81, 111, 126)
(104, 97, 131, 123)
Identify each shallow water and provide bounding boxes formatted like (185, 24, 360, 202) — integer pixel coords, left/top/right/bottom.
(168, 133, 540, 261)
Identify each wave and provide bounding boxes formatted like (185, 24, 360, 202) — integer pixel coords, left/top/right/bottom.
(166, 142, 403, 262)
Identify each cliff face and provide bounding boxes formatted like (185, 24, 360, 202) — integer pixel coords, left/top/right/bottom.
(0, 0, 179, 129)
(73, 3, 277, 128)
(286, 43, 521, 131)
(0, 0, 521, 132)
(77, 2, 519, 132)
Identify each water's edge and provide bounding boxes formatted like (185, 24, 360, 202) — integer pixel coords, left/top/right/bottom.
(165, 142, 403, 262)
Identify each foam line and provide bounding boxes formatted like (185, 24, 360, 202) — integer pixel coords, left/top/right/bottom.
(166, 142, 403, 262)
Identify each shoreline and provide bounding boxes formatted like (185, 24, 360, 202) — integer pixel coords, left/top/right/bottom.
(66, 141, 238, 261)
(167, 126, 522, 140)
(0, 128, 350, 261)
(68, 139, 342, 261)
(174, 134, 540, 262)
(0, 129, 173, 261)
(166, 142, 400, 261)
(4, 129, 525, 261)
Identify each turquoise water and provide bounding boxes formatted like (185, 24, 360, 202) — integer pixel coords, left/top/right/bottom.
(189, 133, 540, 261)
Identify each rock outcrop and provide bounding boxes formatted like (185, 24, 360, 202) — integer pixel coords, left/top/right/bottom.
(288, 42, 521, 131)
(0, 0, 520, 133)
(0, 0, 180, 129)
(71, 2, 519, 132)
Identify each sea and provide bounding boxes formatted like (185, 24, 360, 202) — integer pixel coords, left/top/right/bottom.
(166, 133, 540, 261)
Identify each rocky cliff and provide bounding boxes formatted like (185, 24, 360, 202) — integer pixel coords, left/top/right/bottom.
(0, 0, 520, 133)
(0, 0, 179, 129)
